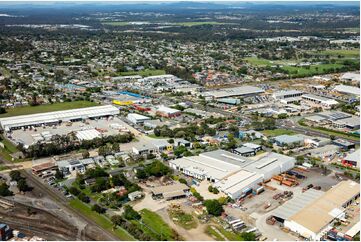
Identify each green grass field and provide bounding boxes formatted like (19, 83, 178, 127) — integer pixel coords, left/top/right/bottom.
(139, 209, 179, 240)
(102, 21, 130, 26)
(281, 63, 345, 76)
(206, 225, 245, 241)
(317, 49, 360, 57)
(119, 69, 166, 77)
(0, 135, 23, 162)
(69, 199, 135, 241)
(261, 129, 296, 137)
(168, 209, 198, 230)
(0, 101, 99, 118)
(244, 55, 358, 77)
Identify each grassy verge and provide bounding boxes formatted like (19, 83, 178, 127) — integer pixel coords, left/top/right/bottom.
(0, 164, 9, 171)
(0, 101, 99, 118)
(206, 225, 225, 241)
(261, 129, 296, 137)
(139, 209, 180, 240)
(147, 134, 166, 139)
(69, 199, 135, 241)
(0, 135, 23, 162)
(206, 225, 244, 241)
(168, 209, 198, 230)
(298, 119, 359, 141)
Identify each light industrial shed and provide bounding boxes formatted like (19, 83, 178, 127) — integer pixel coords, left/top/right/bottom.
(126, 113, 151, 124)
(244, 152, 296, 180)
(204, 85, 264, 99)
(169, 149, 296, 199)
(276, 180, 360, 240)
(0, 105, 119, 131)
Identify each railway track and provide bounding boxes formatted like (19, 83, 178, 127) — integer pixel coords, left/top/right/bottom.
(0, 157, 118, 241)
(0, 217, 75, 241)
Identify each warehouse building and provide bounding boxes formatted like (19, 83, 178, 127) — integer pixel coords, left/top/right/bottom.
(341, 72, 360, 83)
(333, 84, 360, 97)
(332, 116, 360, 130)
(156, 105, 181, 118)
(214, 170, 263, 199)
(169, 149, 295, 199)
(273, 134, 305, 147)
(0, 105, 120, 131)
(204, 85, 264, 99)
(273, 180, 360, 240)
(272, 90, 303, 100)
(150, 182, 190, 200)
(126, 113, 151, 125)
(342, 149, 359, 167)
(302, 94, 339, 108)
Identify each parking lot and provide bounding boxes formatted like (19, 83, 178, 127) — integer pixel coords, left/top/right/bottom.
(8, 116, 134, 147)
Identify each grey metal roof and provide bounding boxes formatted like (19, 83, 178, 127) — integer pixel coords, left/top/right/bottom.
(272, 189, 324, 220)
(234, 147, 255, 154)
(200, 149, 251, 166)
(273, 134, 305, 144)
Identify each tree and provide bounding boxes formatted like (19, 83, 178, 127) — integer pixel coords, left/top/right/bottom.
(0, 107, 6, 114)
(55, 169, 64, 180)
(10, 170, 22, 181)
(17, 178, 30, 192)
(112, 143, 120, 152)
(82, 150, 90, 159)
(204, 199, 224, 216)
(111, 215, 124, 226)
(0, 182, 13, 196)
(91, 204, 106, 214)
(78, 193, 90, 203)
(135, 169, 147, 179)
(228, 125, 239, 137)
(68, 186, 81, 196)
(123, 205, 141, 220)
(174, 145, 187, 157)
(241, 232, 256, 241)
(179, 178, 187, 185)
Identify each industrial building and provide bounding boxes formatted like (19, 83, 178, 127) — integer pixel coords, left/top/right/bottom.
(150, 182, 190, 200)
(272, 180, 360, 240)
(126, 113, 151, 125)
(0, 105, 120, 131)
(272, 90, 303, 100)
(169, 149, 295, 199)
(204, 85, 264, 99)
(341, 72, 360, 83)
(342, 149, 359, 167)
(156, 105, 181, 118)
(301, 94, 339, 108)
(333, 84, 360, 97)
(273, 134, 305, 147)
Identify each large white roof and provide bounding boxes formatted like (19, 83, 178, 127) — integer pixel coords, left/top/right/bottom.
(334, 84, 360, 96)
(205, 86, 264, 98)
(215, 170, 263, 195)
(0, 105, 119, 129)
(157, 105, 181, 114)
